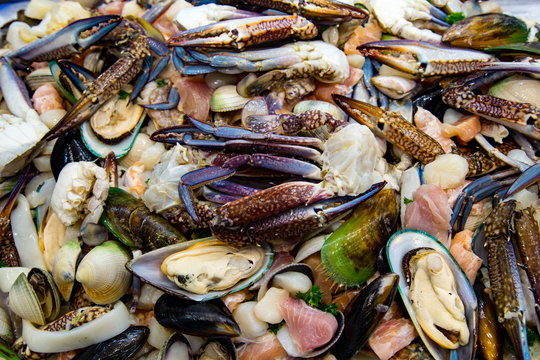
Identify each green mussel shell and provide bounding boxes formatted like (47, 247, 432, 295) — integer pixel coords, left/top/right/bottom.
(321, 189, 399, 286)
(442, 13, 532, 50)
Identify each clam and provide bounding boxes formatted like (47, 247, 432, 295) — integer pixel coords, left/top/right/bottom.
(386, 229, 478, 360)
(51, 238, 81, 301)
(158, 333, 192, 360)
(75, 240, 132, 305)
(0, 307, 13, 346)
(154, 294, 241, 337)
(198, 338, 237, 360)
(127, 238, 273, 301)
(8, 268, 61, 326)
(211, 85, 251, 112)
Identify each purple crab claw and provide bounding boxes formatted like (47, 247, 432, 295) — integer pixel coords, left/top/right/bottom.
(140, 86, 179, 110)
(179, 154, 323, 223)
(358, 40, 496, 77)
(8, 15, 122, 63)
(168, 15, 317, 50)
(504, 162, 540, 199)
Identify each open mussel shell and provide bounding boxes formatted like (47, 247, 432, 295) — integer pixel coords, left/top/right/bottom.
(72, 325, 149, 360)
(386, 229, 478, 360)
(154, 294, 241, 337)
(8, 268, 61, 326)
(198, 338, 237, 360)
(127, 238, 273, 301)
(50, 130, 96, 180)
(158, 333, 192, 360)
(331, 273, 399, 360)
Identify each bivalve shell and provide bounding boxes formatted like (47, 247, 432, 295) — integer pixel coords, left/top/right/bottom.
(128, 238, 272, 302)
(211, 85, 251, 112)
(51, 239, 82, 301)
(8, 268, 61, 326)
(0, 306, 13, 345)
(386, 229, 478, 360)
(75, 241, 132, 304)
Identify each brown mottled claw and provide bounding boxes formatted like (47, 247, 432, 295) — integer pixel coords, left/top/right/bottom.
(332, 94, 444, 164)
(168, 15, 317, 50)
(220, 0, 368, 23)
(442, 71, 540, 140)
(104, 152, 118, 187)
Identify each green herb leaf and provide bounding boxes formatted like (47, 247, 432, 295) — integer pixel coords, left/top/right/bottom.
(156, 79, 169, 88)
(118, 90, 131, 100)
(354, 2, 368, 10)
(404, 197, 413, 204)
(296, 285, 339, 315)
(446, 12, 465, 25)
(0, 260, 6, 268)
(269, 321, 285, 334)
(296, 285, 323, 308)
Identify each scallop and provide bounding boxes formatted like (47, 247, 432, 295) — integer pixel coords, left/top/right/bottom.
(127, 238, 273, 301)
(386, 229, 478, 360)
(75, 240, 132, 304)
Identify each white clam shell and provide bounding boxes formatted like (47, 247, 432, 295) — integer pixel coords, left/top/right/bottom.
(75, 240, 132, 305)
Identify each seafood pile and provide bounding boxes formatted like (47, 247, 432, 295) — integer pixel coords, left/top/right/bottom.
(0, 0, 540, 358)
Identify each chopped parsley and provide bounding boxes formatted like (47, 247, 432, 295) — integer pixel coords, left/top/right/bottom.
(0, 260, 7, 268)
(446, 12, 465, 25)
(354, 2, 368, 11)
(528, 328, 539, 345)
(296, 285, 339, 316)
(156, 79, 169, 88)
(404, 197, 413, 204)
(269, 321, 285, 334)
(118, 90, 131, 100)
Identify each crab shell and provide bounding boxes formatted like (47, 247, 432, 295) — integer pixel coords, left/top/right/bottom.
(386, 229, 478, 360)
(127, 238, 273, 301)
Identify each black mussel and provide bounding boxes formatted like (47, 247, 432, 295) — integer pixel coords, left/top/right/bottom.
(50, 130, 96, 180)
(154, 294, 241, 337)
(412, 86, 448, 121)
(72, 326, 149, 360)
(331, 273, 399, 360)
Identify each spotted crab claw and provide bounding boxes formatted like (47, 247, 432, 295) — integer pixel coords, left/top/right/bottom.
(333, 94, 444, 164)
(442, 70, 540, 140)
(7, 15, 122, 63)
(220, 0, 368, 23)
(504, 162, 540, 199)
(168, 15, 317, 50)
(358, 40, 496, 77)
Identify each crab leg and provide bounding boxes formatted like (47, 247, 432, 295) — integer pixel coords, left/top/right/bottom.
(169, 15, 317, 50)
(219, 0, 368, 23)
(484, 201, 531, 360)
(212, 181, 386, 246)
(7, 15, 121, 63)
(442, 71, 540, 140)
(333, 94, 444, 164)
(358, 40, 496, 77)
(42, 20, 150, 141)
(504, 163, 540, 198)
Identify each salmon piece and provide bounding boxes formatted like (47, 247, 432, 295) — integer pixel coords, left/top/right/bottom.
(222, 289, 253, 313)
(344, 19, 383, 55)
(368, 318, 418, 360)
(404, 184, 452, 247)
(441, 115, 481, 143)
(97, 1, 124, 15)
(314, 66, 362, 105)
(414, 108, 455, 153)
(281, 297, 338, 353)
(238, 332, 288, 360)
(450, 230, 482, 284)
(32, 83, 64, 114)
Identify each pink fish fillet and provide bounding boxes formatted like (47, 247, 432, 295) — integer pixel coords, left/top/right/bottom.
(368, 318, 418, 360)
(404, 184, 452, 246)
(280, 297, 338, 353)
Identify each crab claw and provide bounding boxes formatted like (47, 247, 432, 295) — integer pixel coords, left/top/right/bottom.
(504, 163, 540, 199)
(358, 40, 496, 77)
(8, 15, 122, 63)
(333, 94, 444, 164)
(168, 15, 317, 50)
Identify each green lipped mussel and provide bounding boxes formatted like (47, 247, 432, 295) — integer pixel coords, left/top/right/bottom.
(101, 187, 186, 250)
(321, 189, 399, 286)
